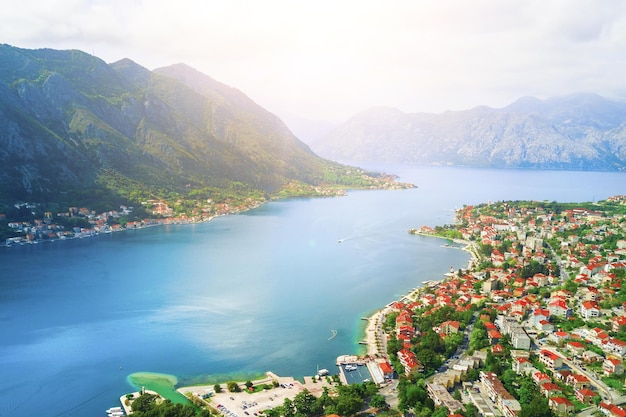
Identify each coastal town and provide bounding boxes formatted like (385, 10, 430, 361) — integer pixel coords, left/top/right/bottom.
(118, 195, 626, 417)
(1, 175, 412, 246)
(0, 198, 263, 246)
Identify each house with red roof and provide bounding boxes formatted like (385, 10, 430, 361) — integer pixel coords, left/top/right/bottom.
(599, 402, 626, 417)
(539, 350, 563, 369)
(540, 382, 562, 398)
(603, 357, 624, 376)
(398, 348, 423, 375)
(513, 357, 532, 374)
(580, 300, 601, 320)
(537, 320, 554, 333)
(612, 315, 626, 333)
(488, 329, 503, 345)
(548, 299, 570, 318)
(492, 344, 505, 355)
(566, 341, 586, 356)
(532, 372, 551, 386)
(607, 338, 626, 356)
(549, 397, 574, 415)
(440, 320, 461, 336)
(550, 331, 570, 344)
(589, 327, 610, 345)
(575, 388, 598, 404)
(532, 308, 551, 327)
(378, 362, 395, 380)
(566, 374, 590, 390)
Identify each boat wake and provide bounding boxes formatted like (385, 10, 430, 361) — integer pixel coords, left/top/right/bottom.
(328, 329, 338, 340)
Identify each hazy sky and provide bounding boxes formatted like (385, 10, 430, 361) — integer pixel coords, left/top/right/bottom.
(2, 0, 626, 128)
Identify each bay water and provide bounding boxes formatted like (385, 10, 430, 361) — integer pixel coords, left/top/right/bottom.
(0, 165, 624, 416)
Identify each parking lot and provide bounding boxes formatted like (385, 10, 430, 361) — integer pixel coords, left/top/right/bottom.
(179, 373, 334, 416)
(340, 363, 373, 385)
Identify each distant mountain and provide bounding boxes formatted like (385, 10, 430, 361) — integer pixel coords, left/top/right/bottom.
(313, 93, 626, 171)
(0, 44, 374, 210)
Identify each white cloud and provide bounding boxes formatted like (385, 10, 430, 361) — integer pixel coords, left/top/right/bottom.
(2, 0, 626, 126)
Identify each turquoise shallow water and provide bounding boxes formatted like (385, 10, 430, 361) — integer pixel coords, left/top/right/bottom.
(0, 164, 624, 416)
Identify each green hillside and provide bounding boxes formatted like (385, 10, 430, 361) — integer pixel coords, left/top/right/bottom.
(0, 44, 405, 217)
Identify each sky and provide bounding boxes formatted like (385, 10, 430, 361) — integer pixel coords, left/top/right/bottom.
(2, 0, 626, 135)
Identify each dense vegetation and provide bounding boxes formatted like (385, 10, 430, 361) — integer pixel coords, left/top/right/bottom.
(0, 44, 409, 223)
(264, 383, 381, 417)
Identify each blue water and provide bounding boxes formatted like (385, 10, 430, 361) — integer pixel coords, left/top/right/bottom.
(0, 165, 624, 416)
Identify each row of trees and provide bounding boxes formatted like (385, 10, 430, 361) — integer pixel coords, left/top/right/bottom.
(263, 383, 383, 417)
(130, 393, 210, 417)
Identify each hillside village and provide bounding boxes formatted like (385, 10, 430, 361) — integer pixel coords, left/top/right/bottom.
(382, 196, 626, 417)
(0, 197, 266, 245)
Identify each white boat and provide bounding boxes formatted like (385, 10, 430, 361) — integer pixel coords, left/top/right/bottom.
(106, 407, 122, 413)
(345, 365, 357, 371)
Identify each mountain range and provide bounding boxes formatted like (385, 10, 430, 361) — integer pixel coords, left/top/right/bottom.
(0, 44, 377, 212)
(311, 94, 626, 171)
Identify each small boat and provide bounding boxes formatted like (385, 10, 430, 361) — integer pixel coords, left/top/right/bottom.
(338, 239, 343, 243)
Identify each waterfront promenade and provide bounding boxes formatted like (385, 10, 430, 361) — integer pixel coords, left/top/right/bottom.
(176, 372, 334, 415)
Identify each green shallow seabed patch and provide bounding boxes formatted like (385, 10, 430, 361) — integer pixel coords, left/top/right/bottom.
(177, 371, 267, 387)
(128, 372, 190, 405)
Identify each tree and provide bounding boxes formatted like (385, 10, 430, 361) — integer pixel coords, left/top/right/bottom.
(282, 398, 296, 417)
(214, 384, 222, 393)
(517, 375, 540, 405)
(293, 389, 321, 417)
(463, 402, 479, 417)
(227, 381, 241, 392)
(335, 395, 363, 417)
(369, 394, 388, 410)
(518, 396, 555, 417)
(131, 393, 158, 413)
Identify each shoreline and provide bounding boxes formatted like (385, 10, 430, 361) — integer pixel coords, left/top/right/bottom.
(117, 226, 473, 409)
(358, 230, 479, 358)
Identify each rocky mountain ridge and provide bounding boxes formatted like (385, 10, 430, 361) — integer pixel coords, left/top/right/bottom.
(313, 93, 626, 171)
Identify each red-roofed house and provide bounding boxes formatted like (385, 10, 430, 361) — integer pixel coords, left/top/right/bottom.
(492, 344, 505, 355)
(548, 299, 570, 317)
(611, 315, 626, 333)
(537, 320, 554, 333)
(566, 374, 590, 390)
(540, 383, 562, 398)
(398, 349, 423, 375)
(378, 362, 395, 380)
(575, 388, 598, 404)
(539, 350, 563, 369)
(599, 402, 626, 417)
(580, 300, 601, 320)
(533, 308, 551, 328)
(532, 372, 551, 386)
(608, 338, 626, 356)
(549, 397, 574, 415)
(603, 357, 624, 376)
(566, 341, 586, 356)
(488, 329, 503, 345)
(551, 331, 570, 344)
(440, 320, 461, 336)
(513, 357, 532, 374)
